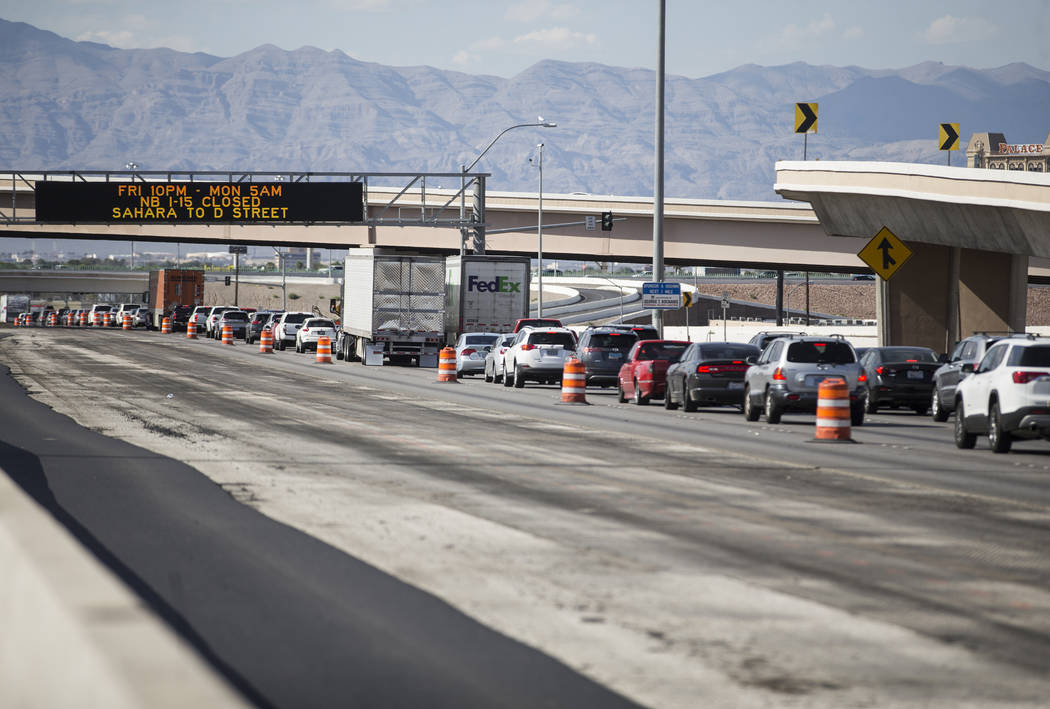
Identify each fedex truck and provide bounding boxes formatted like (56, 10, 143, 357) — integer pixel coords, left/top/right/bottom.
(444, 255, 531, 342)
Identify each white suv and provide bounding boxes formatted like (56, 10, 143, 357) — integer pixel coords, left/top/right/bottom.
(295, 318, 338, 353)
(272, 311, 313, 351)
(502, 326, 577, 388)
(954, 336, 1050, 453)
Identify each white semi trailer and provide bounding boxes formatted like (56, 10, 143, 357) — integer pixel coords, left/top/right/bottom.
(338, 248, 446, 366)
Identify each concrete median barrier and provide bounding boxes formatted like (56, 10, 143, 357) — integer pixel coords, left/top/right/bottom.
(0, 468, 247, 709)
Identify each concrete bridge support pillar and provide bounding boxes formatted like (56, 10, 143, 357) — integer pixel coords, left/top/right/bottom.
(877, 243, 1027, 353)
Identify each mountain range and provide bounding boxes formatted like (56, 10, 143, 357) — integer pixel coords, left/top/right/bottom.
(2, 18, 1049, 203)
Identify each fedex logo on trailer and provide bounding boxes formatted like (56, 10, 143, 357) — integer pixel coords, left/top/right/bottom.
(467, 275, 521, 293)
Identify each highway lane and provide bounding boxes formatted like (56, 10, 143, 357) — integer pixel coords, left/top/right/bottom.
(2, 326, 1049, 708)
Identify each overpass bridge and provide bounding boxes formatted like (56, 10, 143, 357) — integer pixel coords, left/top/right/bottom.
(0, 172, 865, 272)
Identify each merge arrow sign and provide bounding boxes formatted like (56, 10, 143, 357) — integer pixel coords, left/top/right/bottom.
(939, 122, 960, 151)
(795, 102, 818, 133)
(858, 226, 913, 280)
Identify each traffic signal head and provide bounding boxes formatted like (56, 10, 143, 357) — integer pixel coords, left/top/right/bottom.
(601, 211, 613, 231)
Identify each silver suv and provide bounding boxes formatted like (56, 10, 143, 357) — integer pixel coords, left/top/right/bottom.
(743, 335, 865, 425)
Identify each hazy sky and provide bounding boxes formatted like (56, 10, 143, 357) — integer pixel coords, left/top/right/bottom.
(3, 0, 1048, 77)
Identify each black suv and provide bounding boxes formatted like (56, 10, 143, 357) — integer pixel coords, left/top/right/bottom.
(930, 333, 1021, 421)
(165, 305, 194, 332)
(606, 324, 659, 340)
(575, 327, 638, 385)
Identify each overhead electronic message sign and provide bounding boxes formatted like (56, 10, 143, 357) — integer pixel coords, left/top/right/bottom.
(34, 181, 364, 224)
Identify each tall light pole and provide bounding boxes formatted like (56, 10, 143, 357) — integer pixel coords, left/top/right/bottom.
(652, 0, 666, 336)
(460, 120, 557, 256)
(536, 143, 545, 316)
(125, 162, 137, 269)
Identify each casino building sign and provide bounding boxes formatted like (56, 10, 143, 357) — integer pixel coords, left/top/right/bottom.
(967, 132, 1050, 172)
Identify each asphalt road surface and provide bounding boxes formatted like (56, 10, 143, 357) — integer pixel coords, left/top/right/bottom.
(2, 326, 1049, 708)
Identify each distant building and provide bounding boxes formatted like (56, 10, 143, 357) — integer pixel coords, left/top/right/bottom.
(967, 132, 1050, 172)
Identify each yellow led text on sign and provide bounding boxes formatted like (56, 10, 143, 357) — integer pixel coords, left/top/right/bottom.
(112, 183, 288, 221)
(34, 180, 364, 224)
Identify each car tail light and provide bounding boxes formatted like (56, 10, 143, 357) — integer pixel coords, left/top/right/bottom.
(772, 367, 786, 380)
(302, 327, 309, 332)
(696, 365, 711, 373)
(462, 348, 476, 356)
(521, 344, 536, 351)
(875, 366, 884, 375)
(858, 372, 868, 383)
(1013, 371, 1050, 384)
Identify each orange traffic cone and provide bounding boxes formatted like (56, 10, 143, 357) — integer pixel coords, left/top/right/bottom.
(558, 357, 589, 405)
(814, 376, 855, 443)
(316, 335, 333, 363)
(437, 346, 457, 382)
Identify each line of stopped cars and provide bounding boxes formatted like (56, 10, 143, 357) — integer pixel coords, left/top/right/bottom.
(461, 324, 1050, 454)
(73, 304, 1050, 455)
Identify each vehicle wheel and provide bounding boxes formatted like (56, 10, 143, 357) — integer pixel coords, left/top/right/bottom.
(664, 387, 679, 410)
(617, 381, 627, 403)
(764, 389, 782, 424)
(503, 362, 514, 387)
(495, 366, 503, 383)
(336, 343, 344, 360)
(484, 365, 493, 383)
(513, 366, 525, 388)
(988, 402, 1012, 453)
(633, 380, 649, 405)
(682, 387, 698, 412)
(743, 387, 760, 421)
(954, 399, 977, 449)
(931, 389, 949, 422)
(851, 403, 865, 427)
(865, 390, 878, 414)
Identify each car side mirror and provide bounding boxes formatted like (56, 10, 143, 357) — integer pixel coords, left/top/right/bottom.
(746, 355, 758, 364)
(938, 353, 950, 363)
(961, 362, 975, 374)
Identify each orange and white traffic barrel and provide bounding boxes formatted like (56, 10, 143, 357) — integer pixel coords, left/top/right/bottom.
(47, 313, 56, 327)
(221, 323, 234, 345)
(259, 327, 274, 353)
(316, 335, 333, 363)
(558, 357, 589, 405)
(122, 313, 132, 330)
(161, 316, 172, 334)
(437, 346, 457, 382)
(186, 319, 197, 339)
(13, 314, 20, 327)
(814, 376, 854, 442)
(103, 311, 112, 328)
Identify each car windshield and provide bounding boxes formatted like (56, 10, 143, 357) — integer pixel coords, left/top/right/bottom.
(637, 343, 689, 361)
(697, 344, 758, 360)
(465, 335, 499, 346)
(528, 332, 576, 347)
(588, 333, 636, 349)
(881, 347, 937, 363)
(284, 313, 310, 324)
(787, 341, 855, 364)
(1009, 345, 1050, 367)
(224, 312, 249, 321)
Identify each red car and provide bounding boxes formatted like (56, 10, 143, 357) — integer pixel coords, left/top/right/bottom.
(617, 339, 691, 405)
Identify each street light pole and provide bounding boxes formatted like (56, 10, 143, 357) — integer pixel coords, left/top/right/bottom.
(460, 120, 557, 255)
(652, 0, 666, 336)
(536, 143, 545, 317)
